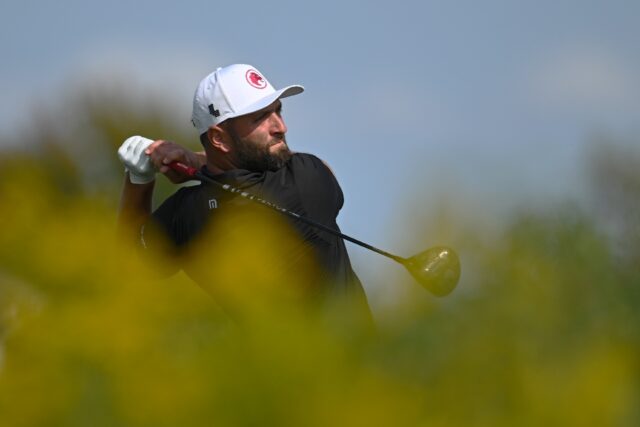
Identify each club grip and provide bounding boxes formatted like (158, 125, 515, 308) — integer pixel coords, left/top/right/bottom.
(168, 162, 198, 177)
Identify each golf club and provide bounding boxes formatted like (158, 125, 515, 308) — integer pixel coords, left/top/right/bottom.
(169, 162, 460, 296)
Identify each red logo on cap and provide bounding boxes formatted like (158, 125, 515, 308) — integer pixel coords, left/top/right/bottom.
(246, 69, 267, 89)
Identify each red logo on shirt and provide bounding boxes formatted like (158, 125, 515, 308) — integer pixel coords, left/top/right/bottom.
(246, 69, 267, 89)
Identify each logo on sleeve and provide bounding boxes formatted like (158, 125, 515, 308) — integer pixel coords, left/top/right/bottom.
(208, 199, 218, 209)
(246, 69, 267, 89)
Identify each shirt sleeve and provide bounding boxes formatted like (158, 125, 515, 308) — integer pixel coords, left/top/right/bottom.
(141, 189, 185, 253)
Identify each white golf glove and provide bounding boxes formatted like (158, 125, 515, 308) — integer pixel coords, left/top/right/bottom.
(118, 136, 156, 184)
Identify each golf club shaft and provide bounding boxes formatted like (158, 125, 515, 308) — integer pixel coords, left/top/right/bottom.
(169, 162, 407, 264)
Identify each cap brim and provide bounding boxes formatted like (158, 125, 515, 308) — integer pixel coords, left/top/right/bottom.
(227, 85, 304, 121)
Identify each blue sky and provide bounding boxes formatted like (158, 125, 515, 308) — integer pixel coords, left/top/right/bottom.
(2, 0, 639, 302)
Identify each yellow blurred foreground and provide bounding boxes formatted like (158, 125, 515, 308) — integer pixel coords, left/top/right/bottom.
(1, 159, 639, 427)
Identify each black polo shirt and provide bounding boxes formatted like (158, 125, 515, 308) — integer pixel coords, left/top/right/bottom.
(144, 153, 371, 317)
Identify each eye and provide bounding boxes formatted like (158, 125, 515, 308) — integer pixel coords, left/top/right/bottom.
(254, 112, 269, 123)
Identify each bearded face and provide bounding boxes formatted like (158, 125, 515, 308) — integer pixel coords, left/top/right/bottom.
(226, 122, 293, 172)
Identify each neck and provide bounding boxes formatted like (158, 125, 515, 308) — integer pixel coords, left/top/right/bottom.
(205, 160, 225, 175)
(205, 153, 238, 175)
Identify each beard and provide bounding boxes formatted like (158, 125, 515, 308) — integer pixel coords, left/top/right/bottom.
(228, 133, 293, 172)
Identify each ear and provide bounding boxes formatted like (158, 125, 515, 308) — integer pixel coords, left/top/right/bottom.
(206, 125, 232, 153)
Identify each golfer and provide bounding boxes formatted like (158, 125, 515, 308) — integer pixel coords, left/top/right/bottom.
(118, 64, 371, 321)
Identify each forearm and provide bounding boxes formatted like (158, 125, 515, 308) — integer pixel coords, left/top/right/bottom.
(176, 150, 206, 180)
(190, 151, 207, 167)
(155, 149, 207, 183)
(117, 173, 155, 241)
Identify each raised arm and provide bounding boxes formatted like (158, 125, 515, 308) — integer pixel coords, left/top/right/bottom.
(116, 136, 206, 242)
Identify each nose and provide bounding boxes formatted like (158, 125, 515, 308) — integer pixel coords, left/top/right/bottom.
(270, 112, 287, 136)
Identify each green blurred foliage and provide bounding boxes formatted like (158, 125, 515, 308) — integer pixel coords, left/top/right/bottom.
(1, 83, 199, 202)
(587, 137, 640, 265)
(0, 89, 639, 426)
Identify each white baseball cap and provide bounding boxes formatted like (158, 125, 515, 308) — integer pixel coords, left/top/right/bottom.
(191, 64, 304, 134)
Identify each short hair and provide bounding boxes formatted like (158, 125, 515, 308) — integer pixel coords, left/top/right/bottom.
(199, 132, 208, 147)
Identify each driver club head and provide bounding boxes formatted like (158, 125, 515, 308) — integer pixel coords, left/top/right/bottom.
(403, 246, 461, 296)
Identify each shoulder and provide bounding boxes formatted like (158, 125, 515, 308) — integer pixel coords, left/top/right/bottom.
(152, 183, 204, 221)
(148, 183, 212, 249)
(289, 153, 334, 176)
(287, 153, 344, 211)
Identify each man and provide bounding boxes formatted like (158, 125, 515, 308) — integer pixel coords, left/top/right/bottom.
(118, 64, 371, 322)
